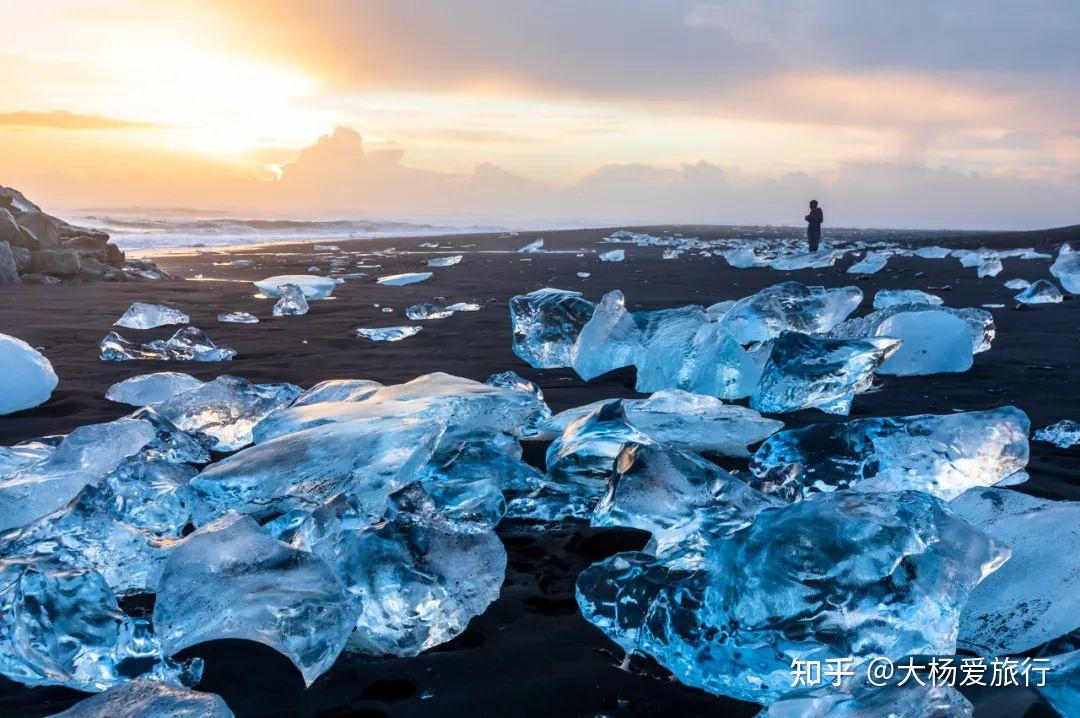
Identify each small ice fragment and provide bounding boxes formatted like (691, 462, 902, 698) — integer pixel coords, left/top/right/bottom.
(874, 310, 976, 375)
(846, 251, 889, 274)
(153, 514, 354, 686)
(872, 288, 943, 309)
(217, 311, 259, 323)
(599, 249, 625, 262)
(914, 245, 952, 258)
(1004, 278, 1031, 290)
(355, 325, 422, 341)
(768, 249, 843, 271)
(1034, 419, 1080, 447)
(114, 303, 189, 330)
(314, 244, 340, 251)
(427, 255, 462, 267)
(272, 283, 310, 316)
(577, 272, 590, 278)
(406, 302, 453, 320)
(0, 333, 58, 415)
(518, 238, 544, 252)
(377, 272, 433, 286)
(105, 372, 204, 406)
(1015, 279, 1063, 304)
(254, 274, 337, 299)
(101, 328, 236, 362)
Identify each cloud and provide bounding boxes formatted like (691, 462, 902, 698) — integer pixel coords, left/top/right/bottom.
(261, 128, 1080, 230)
(0, 110, 163, 130)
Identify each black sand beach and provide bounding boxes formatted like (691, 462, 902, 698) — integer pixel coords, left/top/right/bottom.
(0, 225, 1075, 717)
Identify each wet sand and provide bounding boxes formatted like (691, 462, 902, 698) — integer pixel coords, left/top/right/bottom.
(0, 224, 1075, 717)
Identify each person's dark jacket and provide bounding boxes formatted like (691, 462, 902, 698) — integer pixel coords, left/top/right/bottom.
(805, 207, 823, 231)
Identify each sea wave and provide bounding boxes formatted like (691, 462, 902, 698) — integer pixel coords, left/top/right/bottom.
(69, 213, 507, 250)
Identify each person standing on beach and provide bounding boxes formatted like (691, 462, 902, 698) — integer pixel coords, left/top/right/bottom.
(805, 200, 823, 252)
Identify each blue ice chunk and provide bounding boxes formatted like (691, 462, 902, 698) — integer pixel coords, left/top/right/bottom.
(872, 289, 943, 309)
(1037, 648, 1079, 718)
(760, 676, 973, 718)
(0, 333, 58, 416)
(292, 379, 384, 406)
(0, 558, 199, 691)
(830, 304, 995, 354)
(952, 488, 1080, 654)
(846, 251, 890, 274)
(716, 282, 863, 344)
(295, 484, 506, 657)
(576, 490, 1007, 704)
(750, 332, 899, 415)
(1035, 419, 1080, 448)
(377, 272, 432, 286)
(750, 407, 1030, 501)
(105, 372, 204, 407)
(150, 375, 301, 452)
(114, 303, 189, 330)
(355, 325, 422, 341)
(272, 283, 310, 316)
(51, 680, 234, 718)
(1051, 243, 1080, 293)
(153, 514, 353, 686)
(1015, 279, 1063, 304)
(509, 288, 596, 368)
(254, 274, 338, 299)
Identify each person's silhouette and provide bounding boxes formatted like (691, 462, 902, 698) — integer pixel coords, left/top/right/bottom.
(805, 200, 823, 252)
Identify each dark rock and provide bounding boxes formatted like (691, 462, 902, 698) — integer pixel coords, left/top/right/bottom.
(125, 258, 157, 270)
(58, 224, 109, 242)
(0, 185, 42, 214)
(15, 225, 40, 250)
(106, 242, 125, 267)
(0, 242, 21, 285)
(0, 208, 20, 246)
(18, 273, 62, 285)
(77, 256, 112, 278)
(104, 268, 133, 282)
(64, 234, 109, 251)
(15, 211, 63, 248)
(10, 245, 31, 273)
(29, 248, 81, 277)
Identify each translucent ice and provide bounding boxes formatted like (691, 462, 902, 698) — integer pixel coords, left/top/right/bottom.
(872, 288, 943, 309)
(723, 245, 765, 268)
(427, 254, 462, 267)
(1034, 419, 1080, 448)
(114, 303, 189, 330)
(952, 488, 1080, 654)
(846, 251, 890, 274)
(51, 680, 234, 718)
(1050, 243, 1080, 293)
(153, 514, 353, 685)
(576, 490, 1006, 704)
(217, 311, 259, 323)
(599, 249, 625, 262)
(296, 484, 506, 657)
(377, 272, 432, 286)
(914, 245, 952, 258)
(0, 417, 155, 531)
(624, 390, 782, 457)
(1037, 648, 1079, 718)
(416, 440, 508, 528)
(0, 484, 173, 594)
(1004, 278, 1031, 290)
(761, 678, 973, 718)
(254, 274, 337, 299)
(125, 407, 212, 465)
(100, 328, 237, 362)
(103, 456, 196, 537)
(875, 309, 976, 375)
(272, 283, 310, 316)
(593, 442, 779, 553)
(750, 332, 899, 415)
(188, 417, 444, 523)
(749, 407, 1030, 501)
(355, 325, 422, 341)
(1015, 278, 1063, 304)
(105, 372, 204, 407)
(0, 558, 196, 692)
(252, 372, 545, 442)
(292, 379, 383, 406)
(716, 282, 863, 345)
(405, 302, 453, 320)
(150, 375, 301, 452)
(768, 249, 843, 271)
(635, 309, 761, 399)
(484, 370, 552, 437)
(830, 304, 995, 355)
(0, 333, 58, 415)
(518, 238, 544, 252)
(509, 288, 596, 368)
(571, 290, 641, 380)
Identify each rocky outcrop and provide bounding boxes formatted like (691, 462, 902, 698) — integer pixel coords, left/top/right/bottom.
(0, 184, 169, 285)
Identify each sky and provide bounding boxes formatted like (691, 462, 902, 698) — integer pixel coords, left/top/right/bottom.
(1, 0, 1079, 229)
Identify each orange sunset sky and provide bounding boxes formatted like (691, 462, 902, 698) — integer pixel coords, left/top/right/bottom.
(2, 0, 1079, 229)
